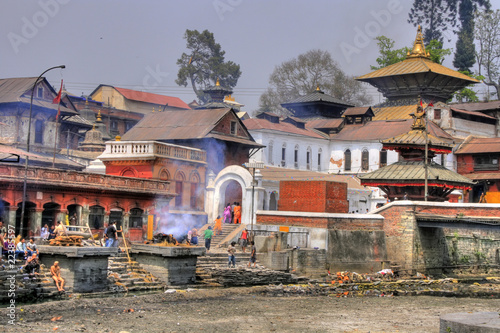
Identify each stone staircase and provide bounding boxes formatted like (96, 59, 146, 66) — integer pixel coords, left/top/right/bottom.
(210, 223, 242, 248)
(0, 259, 63, 303)
(107, 252, 165, 292)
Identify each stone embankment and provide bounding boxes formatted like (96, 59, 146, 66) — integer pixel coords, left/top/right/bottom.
(262, 276, 500, 298)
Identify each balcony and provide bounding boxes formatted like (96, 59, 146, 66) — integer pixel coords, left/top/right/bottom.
(100, 141, 207, 164)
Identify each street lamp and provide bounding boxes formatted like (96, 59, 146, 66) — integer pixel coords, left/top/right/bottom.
(20, 65, 65, 236)
(244, 162, 264, 241)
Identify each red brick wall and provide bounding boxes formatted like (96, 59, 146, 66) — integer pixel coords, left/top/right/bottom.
(278, 181, 348, 213)
(256, 214, 383, 230)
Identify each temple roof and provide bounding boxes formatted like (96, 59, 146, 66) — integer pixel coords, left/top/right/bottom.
(359, 161, 474, 190)
(280, 87, 354, 119)
(356, 27, 478, 102)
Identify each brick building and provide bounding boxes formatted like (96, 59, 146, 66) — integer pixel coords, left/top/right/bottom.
(455, 136, 500, 202)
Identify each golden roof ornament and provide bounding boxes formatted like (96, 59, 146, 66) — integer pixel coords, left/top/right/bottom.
(407, 25, 430, 59)
(152, 106, 155, 113)
(96, 110, 102, 122)
(216, 78, 220, 86)
(316, 85, 320, 91)
(411, 102, 426, 130)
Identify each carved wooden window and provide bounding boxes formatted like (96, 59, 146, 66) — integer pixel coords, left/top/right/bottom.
(268, 141, 273, 165)
(362, 149, 369, 171)
(344, 149, 351, 171)
(129, 208, 143, 228)
(380, 149, 387, 167)
(35, 119, 43, 144)
(89, 205, 104, 229)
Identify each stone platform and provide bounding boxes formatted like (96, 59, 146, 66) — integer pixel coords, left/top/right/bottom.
(129, 244, 205, 286)
(39, 246, 117, 293)
(440, 312, 500, 333)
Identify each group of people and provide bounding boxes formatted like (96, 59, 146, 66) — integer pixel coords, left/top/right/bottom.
(227, 239, 257, 269)
(223, 202, 242, 224)
(0, 220, 65, 292)
(40, 220, 67, 240)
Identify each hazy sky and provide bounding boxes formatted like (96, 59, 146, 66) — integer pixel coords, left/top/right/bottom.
(1, 0, 496, 112)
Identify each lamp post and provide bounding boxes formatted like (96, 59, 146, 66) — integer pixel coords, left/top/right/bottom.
(244, 162, 264, 241)
(20, 65, 65, 236)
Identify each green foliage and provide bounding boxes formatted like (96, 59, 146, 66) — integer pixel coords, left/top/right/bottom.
(426, 40, 452, 64)
(259, 49, 371, 115)
(370, 36, 408, 70)
(371, 37, 451, 70)
(459, 255, 470, 264)
(474, 250, 486, 261)
(176, 29, 241, 103)
(451, 71, 484, 102)
(452, 0, 490, 72)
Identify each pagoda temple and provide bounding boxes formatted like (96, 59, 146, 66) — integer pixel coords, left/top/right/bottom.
(196, 78, 233, 109)
(280, 86, 354, 120)
(356, 26, 479, 121)
(359, 105, 474, 201)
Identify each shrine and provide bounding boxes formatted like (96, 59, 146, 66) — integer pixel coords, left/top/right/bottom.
(359, 105, 474, 201)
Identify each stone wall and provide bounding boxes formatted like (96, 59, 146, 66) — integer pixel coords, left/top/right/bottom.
(328, 229, 388, 273)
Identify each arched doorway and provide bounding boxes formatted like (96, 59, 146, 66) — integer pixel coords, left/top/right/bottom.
(89, 205, 105, 230)
(16, 201, 36, 237)
(42, 203, 60, 229)
(270, 192, 278, 211)
(223, 180, 242, 213)
(109, 208, 123, 233)
(67, 204, 83, 226)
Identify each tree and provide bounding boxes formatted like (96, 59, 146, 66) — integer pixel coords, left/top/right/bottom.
(370, 36, 451, 69)
(259, 49, 371, 115)
(426, 39, 452, 64)
(176, 29, 241, 103)
(452, 71, 484, 102)
(452, 0, 490, 72)
(475, 9, 500, 99)
(408, 0, 456, 44)
(370, 36, 408, 70)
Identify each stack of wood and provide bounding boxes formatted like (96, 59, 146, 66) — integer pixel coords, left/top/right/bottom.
(48, 235, 83, 247)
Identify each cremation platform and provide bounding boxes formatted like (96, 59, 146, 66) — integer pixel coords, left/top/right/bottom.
(39, 246, 118, 293)
(129, 244, 205, 286)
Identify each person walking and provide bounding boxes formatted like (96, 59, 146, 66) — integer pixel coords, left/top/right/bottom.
(227, 241, 236, 268)
(240, 228, 248, 253)
(223, 203, 232, 224)
(214, 215, 222, 236)
(204, 226, 213, 251)
(248, 241, 257, 268)
(233, 202, 241, 224)
(105, 221, 117, 247)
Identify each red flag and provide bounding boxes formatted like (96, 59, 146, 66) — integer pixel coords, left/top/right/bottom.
(52, 79, 63, 104)
(420, 99, 423, 108)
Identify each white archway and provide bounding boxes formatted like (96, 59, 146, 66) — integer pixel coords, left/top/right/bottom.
(205, 165, 263, 226)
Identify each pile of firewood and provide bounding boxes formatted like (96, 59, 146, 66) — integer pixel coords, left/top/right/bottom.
(49, 235, 84, 246)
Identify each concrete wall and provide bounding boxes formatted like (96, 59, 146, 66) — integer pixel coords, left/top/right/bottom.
(328, 229, 388, 273)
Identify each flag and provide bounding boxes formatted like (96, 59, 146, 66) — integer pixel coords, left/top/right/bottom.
(53, 79, 63, 120)
(52, 79, 63, 104)
(420, 99, 423, 108)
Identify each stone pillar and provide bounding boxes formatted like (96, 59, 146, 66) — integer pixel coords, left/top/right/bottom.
(81, 206, 90, 228)
(204, 170, 216, 223)
(122, 212, 130, 233)
(32, 208, 43, 236)
(7, 206, 17, 228)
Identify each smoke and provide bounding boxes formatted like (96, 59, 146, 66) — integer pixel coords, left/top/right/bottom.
(156, 212, 201, 239)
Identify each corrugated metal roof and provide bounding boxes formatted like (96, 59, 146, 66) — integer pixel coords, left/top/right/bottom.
(244, 118, 325, 139)
(359, 161, 474, 186)
(450, 101, 500, 112)
(383, 129, 454, 151)
(259, 166, 367, 190)
(306, 118, 344, 129)
(206, 133, 264, 148)
(0, 144, 39, 158)
(343, 106, 374, 116)
(372, 104, 419, 121)
(122, 108, 230, 141)
(455, 137, 500, 155)
(451, 108, 496, 119)
(357, 57, 479, 83)
(462, 172, 500, 180)
(330, 118, 453, 143)
(114, 87, 190, 110)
